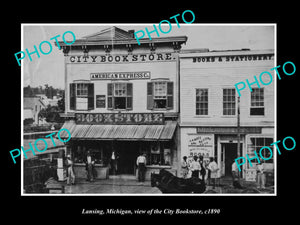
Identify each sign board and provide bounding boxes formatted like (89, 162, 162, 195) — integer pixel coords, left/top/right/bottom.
(91, 71, 150, 80)
(196, 127, 261, 134)
(75, 113, 164, 125)
(192, 54, 274, 63)
(245, 169, 257, 182)
(69, 53, 176, 64)
(188, 134, 214, 162)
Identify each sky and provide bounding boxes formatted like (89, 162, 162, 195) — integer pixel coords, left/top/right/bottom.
(22, 24, 275, 89)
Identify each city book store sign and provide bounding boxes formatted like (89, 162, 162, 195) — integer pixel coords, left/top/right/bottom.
(76, 113, 164, 125)
(69, 53, 176, 64)
(188, 134, 214, 164)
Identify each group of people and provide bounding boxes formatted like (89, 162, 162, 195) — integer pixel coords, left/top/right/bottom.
(65, 151, 148, 185)
(181, 155, 220, 189)
(65, 150, 96, 185)
(66, 151, 266, 189)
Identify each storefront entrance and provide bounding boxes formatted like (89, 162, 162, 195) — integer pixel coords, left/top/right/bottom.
(115, 141, 140, 175)
(221, 143, 243, 176)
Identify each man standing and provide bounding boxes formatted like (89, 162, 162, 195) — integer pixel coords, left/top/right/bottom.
(110, 150, 119, 175)
(207, 157, 219, 189)
(136, 153, 147, 182)
(66, 154, 75, 185)
(85, 150, 95, 182)
(181, 156, 189, 179)
(231, 159, 238, 182)
(256, 163, 266, 189)
(190, 155, 201, 178)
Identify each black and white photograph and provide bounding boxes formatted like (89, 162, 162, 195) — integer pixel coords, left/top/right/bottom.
(4, 5, 298, 221)
(21, 24, 276, 195)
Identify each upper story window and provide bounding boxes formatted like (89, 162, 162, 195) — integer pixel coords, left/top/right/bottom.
(195, 88, 208, 115)
(76, 83, 88, 97)
(250, 88, 264, 116)
(147, 80, 173, 110)
(223, 88, 236, 116)
(70, 83, 94, 111)
(107, 82, 132, 110)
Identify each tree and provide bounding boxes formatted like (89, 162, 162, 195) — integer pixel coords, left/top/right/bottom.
(57, 92, 65, 112)
(38, 105, 63, 123)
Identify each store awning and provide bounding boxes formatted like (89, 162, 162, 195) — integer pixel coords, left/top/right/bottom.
(59, 121, 177, 141)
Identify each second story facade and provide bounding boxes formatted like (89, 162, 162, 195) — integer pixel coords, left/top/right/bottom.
(179, 49, 275, 178)
(60, 27, 187, 117)
(179, 49, 275, 127)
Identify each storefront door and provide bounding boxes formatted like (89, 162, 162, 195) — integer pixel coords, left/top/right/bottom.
(116, 141, 139, 175)
(221, 143, 242, 177)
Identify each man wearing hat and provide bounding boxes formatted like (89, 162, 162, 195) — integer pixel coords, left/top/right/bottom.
(66, 154, 75, 185)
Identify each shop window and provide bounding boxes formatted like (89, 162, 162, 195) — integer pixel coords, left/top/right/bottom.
(145, 142, 171, 166)
(196, 88, 208, 115)
(70, 83, 94, 111)
(147, 81, 173, 110)
(247, 137, 274, 168)
(107, 83, 132, 110)
(223, 88, 236, 115)
(250, 88, 264, 116)
(73, 145, 104, 165)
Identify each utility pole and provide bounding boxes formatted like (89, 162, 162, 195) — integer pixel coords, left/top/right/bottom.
(237, 96, 241, 182)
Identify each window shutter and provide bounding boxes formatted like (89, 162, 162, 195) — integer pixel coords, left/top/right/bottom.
(126, 83, 133, 110)
(147, 82, 153, 110)
(69, 83, 76, 110)
(87, 83, 94, 110)
(107, 83, 113, 109)
(166, 81, 174, 110)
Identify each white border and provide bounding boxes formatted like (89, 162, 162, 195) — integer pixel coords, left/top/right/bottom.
(21, 23, 277, 196)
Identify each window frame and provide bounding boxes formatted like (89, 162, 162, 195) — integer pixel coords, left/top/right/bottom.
(195, 88, 208, 116)
(107, 82, 133, 111)
(246, 137, 274, 169)
(250, 88, 265, 116)
(145, 142, 172, 166)
(223, 88, 236, 116)
(70, 82, 94, 111)
(147, 80, 173, 110)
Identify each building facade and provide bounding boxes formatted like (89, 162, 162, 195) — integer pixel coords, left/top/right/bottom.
(57, 26, 275, 182)
(179, 49, 275, 180)
(24, 96, 47, 124)
(58, 27, 187, 179)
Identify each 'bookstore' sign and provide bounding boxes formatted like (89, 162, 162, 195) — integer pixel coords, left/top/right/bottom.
(76, 113, 164, 125)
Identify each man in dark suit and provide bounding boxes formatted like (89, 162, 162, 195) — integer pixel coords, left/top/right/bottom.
(84, 150, 95, 182)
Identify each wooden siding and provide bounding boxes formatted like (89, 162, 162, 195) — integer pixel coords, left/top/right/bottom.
(180, 51, 275, 127)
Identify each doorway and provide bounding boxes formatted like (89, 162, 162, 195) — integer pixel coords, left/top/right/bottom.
(115, 141, 139, 175)
(221, 143, 242, 177)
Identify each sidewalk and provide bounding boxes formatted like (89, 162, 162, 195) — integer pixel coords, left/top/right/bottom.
(204, 177, 275, 194)
(63, 175, 274, 194)
(64, 175, 161, 194)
